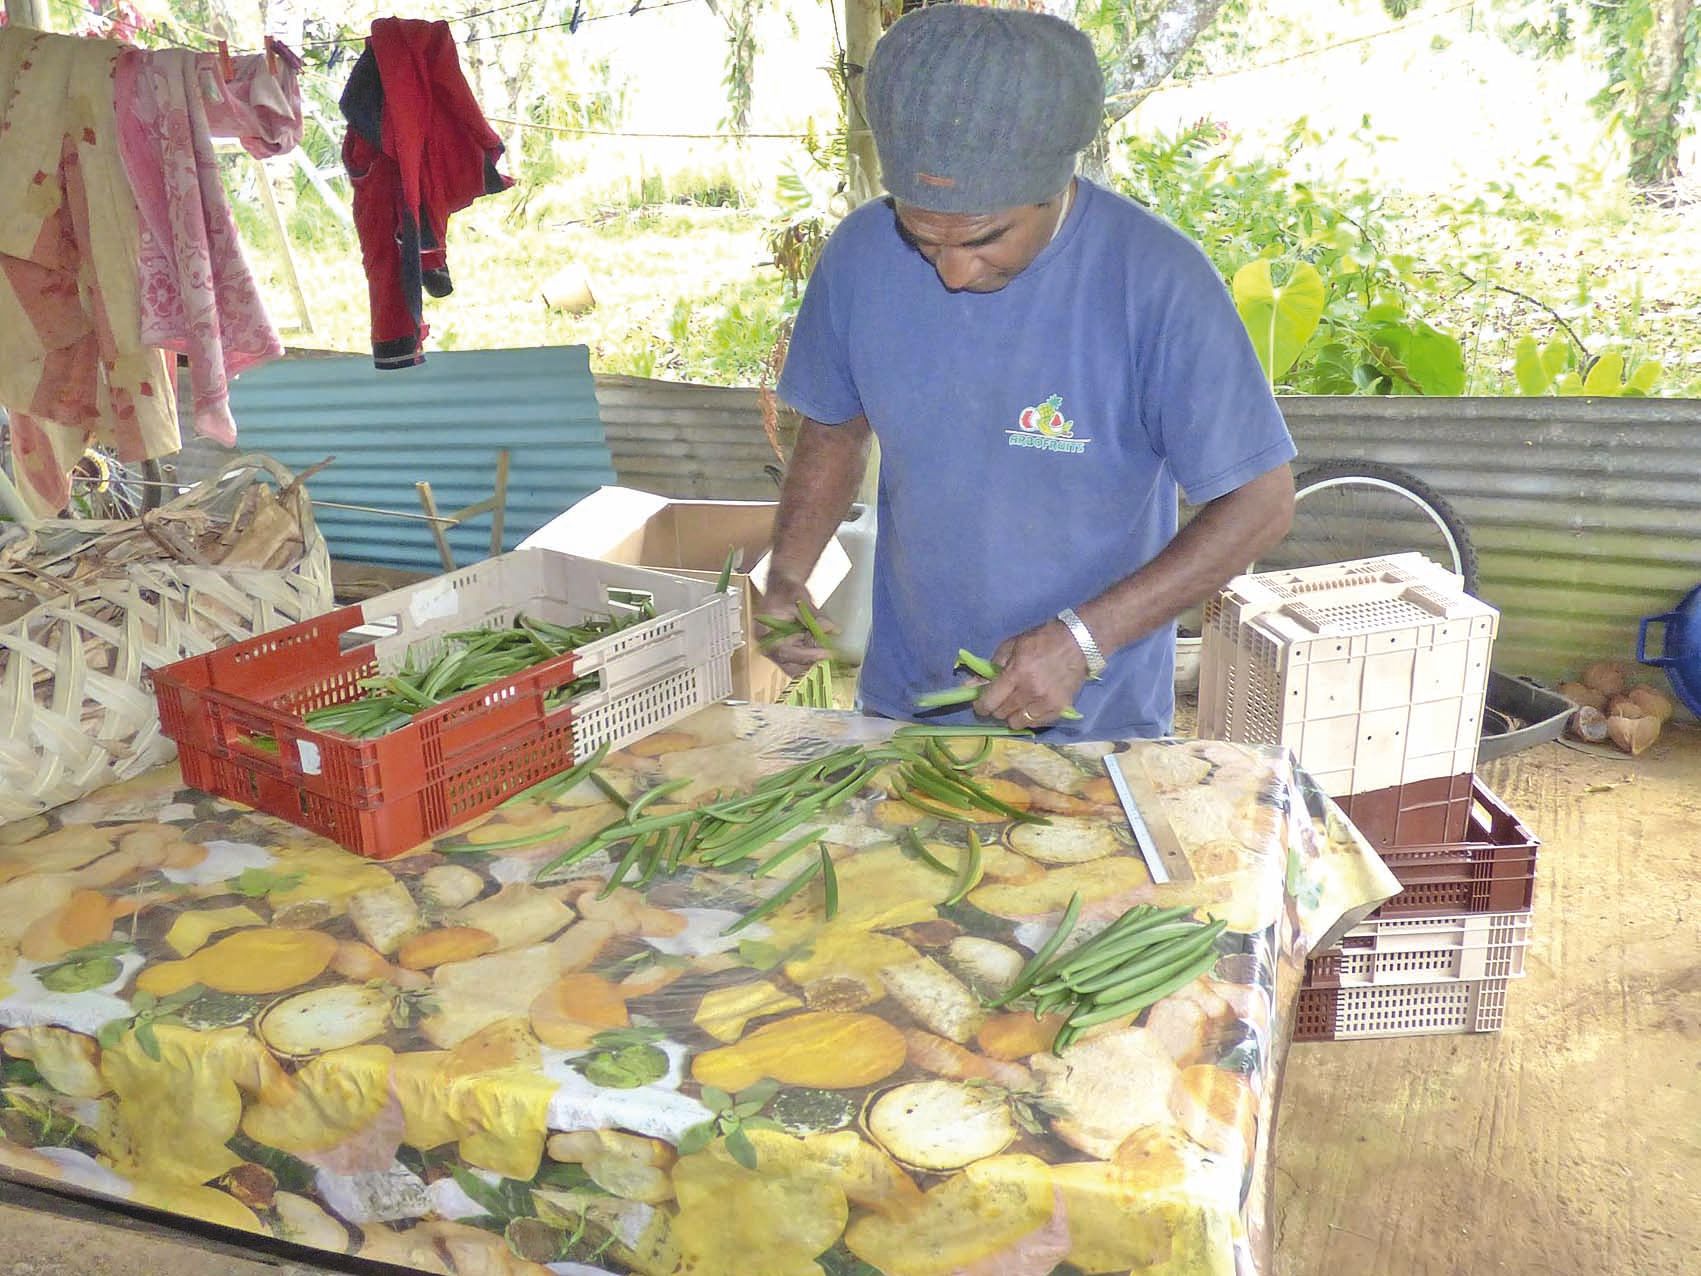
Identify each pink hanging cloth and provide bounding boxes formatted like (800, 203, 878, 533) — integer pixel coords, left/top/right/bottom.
(0, 28, 180, 517)
(113, 42, 304, 445)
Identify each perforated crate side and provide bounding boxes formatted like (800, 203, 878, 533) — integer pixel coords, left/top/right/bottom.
(1305, 910, 1532, 987)
(1197, 554, 1499, 800)
(571, 656, 734, 763)
(1371, 778, 1541, 915)
(1329, 977, 1509, 1038)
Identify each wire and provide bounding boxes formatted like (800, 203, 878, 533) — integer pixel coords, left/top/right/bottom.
(486, 113, 856, 141)
(54, 1, 214, 46)
(293, 0, 560, 48)
(465, 0, 701, 43)
(1112, 0, 1476, 103)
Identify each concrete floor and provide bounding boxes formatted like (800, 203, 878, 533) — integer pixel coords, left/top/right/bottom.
(1275, 723, 1701, 1276)
(0, 728, 1695, 1276)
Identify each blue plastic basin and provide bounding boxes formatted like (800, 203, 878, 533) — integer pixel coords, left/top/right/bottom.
(1639, 584, 1701, 718)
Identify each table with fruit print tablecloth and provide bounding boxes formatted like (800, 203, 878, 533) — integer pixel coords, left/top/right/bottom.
(0, 703, 1397, 1276)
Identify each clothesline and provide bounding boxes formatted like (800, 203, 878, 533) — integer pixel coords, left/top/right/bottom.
(484, 112, 861, 142)
(464, 0, 703, 43)
(1107, 0, 1478, 103)
(51, 0, 705, 59)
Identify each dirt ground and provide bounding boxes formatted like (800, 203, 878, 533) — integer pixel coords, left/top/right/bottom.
(1274, 723, 1701, 1276)
(0, 727, 1695, 1276)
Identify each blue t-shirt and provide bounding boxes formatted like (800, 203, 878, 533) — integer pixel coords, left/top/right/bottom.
(776, 179, 1295, 740)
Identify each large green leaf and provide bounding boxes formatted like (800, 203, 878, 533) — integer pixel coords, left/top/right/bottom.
(1369, 320, 1465, 396)
(1232, 260, 1325, 383)
(1514, 336, 1551, 395)
(1626, 360, 1662, 395)
(1583, 351, 1625, 395)
(1401, 321, 1466, 395)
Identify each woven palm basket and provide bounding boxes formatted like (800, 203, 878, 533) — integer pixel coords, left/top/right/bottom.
(0, 455, 333, 823)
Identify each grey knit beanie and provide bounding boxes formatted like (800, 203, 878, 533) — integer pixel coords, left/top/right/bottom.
(863, 5, 1104, 214)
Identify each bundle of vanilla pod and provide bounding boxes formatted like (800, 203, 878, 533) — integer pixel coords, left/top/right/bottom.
(0, 455, 334, 822)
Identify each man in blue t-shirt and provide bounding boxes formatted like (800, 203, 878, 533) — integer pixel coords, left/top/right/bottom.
(764, 5, 1297, 740)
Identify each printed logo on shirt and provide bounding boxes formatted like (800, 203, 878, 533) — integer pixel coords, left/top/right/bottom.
(1008, 395, 1090, 455)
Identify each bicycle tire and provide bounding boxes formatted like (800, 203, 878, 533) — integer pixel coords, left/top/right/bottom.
(1264, 460, 1480, 595)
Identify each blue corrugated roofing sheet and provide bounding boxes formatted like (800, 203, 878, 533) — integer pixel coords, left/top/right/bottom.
(197, 347, 616, 573)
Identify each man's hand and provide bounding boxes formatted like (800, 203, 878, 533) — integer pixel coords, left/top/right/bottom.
(974, 619, 1089, 730)
(755, 578, 834, 677)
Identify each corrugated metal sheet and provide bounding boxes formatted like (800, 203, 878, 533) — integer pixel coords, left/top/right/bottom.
(589, 378, 1701, 690)
(1279, 396, 1701, 686)
(180, 347, 616, 573)
(595, 375, 788, 501)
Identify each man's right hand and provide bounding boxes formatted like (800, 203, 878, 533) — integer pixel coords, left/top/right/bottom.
(755, 578, 835, 677)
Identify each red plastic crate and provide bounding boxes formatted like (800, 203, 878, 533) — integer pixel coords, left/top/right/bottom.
(1369, 777, 1539, 917)
(153, 550, 738, 859)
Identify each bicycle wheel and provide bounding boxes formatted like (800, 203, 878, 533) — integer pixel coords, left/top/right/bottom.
(1259, 460, 1479, 594)
(68, 450, 165, 519)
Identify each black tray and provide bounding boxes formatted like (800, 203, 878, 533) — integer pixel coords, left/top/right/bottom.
(1478, 671, 1573, 762)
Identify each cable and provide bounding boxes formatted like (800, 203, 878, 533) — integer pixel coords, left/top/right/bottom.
(55, 1, 213, 46)
(465, 0, 701, 43)
(1112, 0, 1476, 103)
(294, 0, 560, 48)
(486, 113, 859, 141)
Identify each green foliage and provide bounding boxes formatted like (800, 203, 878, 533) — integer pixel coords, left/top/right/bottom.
(716, 0, 770, 134)
(1588, 0, 1701, 187)
(1113, 119, 1692, 397)
(1514, 337, 1663, 395)
(1118, 121, 1467, 395)
(1231, 260, 1325, 383)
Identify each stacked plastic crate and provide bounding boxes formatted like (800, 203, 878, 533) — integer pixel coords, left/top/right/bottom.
(1198, 553, 1540, 1040)
(154, 549, 742, 859)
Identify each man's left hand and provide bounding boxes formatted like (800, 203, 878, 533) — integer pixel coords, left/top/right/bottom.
(974, 619, 1089, 730)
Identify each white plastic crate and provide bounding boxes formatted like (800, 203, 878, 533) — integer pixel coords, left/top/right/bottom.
(1295, 977, 1510, 1040)
(1199, 554, 1499, 847)
(350, 547, 741, 701)
(1305, 910, 1531, 988)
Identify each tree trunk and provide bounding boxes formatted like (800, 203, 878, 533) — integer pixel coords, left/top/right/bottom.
(3, 0, 46, 26)
(1074, 0, 1228, 181)
(1096, 0, 1229, 128)
(843, 0, 883, 205)
(1628, 0, 1696, 187)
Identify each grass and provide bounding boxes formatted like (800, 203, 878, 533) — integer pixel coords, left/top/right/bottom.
(229, 109, 1699, 399)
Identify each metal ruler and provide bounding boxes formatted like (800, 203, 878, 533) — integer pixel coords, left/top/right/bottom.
(1104, 752, 1195, 885)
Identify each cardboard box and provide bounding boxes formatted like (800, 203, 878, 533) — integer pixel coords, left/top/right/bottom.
(520, 487, 851, 703)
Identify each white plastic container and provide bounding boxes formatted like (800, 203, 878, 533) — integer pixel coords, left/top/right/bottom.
(819, 501, 877, 664)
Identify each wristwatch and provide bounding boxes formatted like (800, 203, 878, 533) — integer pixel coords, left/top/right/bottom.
(1056, 607, 1107, 680)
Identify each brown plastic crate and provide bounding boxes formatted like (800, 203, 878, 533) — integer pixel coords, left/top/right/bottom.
(1337, 770, 1474, 849)
(1370, 777, 1539, 917)
(1294, 977, 1510, 1040)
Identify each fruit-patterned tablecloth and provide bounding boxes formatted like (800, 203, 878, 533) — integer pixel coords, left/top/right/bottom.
(0, 704, 1397, 1276)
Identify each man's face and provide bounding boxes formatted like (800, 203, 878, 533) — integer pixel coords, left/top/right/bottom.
(892, 187, 1069, 294)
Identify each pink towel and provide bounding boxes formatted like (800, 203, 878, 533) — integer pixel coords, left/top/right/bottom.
(114, 44, 303, 445)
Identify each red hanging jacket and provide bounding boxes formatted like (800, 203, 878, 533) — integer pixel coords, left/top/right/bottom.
(340, 19, 512, 369)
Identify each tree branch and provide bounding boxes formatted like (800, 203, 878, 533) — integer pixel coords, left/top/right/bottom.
(1454, 270, 1588, 359)
(1096, 0, 1231, 128)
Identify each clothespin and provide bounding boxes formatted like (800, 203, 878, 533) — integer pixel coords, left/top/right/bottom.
(568, 0, 584, 33)
(264, 36, 279, 76)
(216, 39, 234, 83)
(629, 0, 644, 14)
